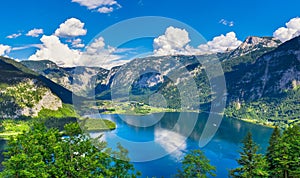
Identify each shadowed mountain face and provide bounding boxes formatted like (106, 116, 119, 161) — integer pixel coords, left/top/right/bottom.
(229, 36, 300, 101)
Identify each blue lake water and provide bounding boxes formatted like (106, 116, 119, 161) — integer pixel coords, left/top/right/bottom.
(88, 112, 273, 178)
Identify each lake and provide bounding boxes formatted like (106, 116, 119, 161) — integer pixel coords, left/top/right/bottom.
(88, 112, 273, 178)
(0, 112, 273, 177)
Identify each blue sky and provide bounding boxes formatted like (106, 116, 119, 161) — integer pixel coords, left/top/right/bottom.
(0, 0, 300, 68)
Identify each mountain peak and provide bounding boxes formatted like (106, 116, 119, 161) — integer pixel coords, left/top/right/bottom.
(229, 36, 282, 58)
(240, 36, 281, 49)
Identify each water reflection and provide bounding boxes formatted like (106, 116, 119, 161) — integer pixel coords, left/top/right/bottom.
(154, 128, 186, 160)
(87, 112, 273, 177)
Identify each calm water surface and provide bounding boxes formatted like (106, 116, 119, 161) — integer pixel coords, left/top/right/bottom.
(0, 113, 273, 177)
(89, 112, 273, 178)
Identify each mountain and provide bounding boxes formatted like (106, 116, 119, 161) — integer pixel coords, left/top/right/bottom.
(230, 36, 300, 101)
(18, 35, 300, 126)
(228, 36, 281, 58)
(0, 57, 80, 119)
(21, 60, 109, 97)
(225, 36, 300, 126)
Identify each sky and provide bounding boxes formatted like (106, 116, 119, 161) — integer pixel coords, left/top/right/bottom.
(0, 0, 300, 69)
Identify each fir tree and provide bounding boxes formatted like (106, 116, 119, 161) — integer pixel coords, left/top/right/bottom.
(266, 126, 281, 177)
(229, 132, 269, 178)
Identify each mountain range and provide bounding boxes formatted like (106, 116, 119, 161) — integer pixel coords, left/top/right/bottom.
(1, 35, 300, 127)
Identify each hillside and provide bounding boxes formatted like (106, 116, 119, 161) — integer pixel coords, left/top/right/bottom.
(0, 56, 80, 119)
(21, 60, 109, 97)
(226, 36, 300, 126)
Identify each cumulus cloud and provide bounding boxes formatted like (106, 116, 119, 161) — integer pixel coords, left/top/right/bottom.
(273, 17, 300, 42)
(54, 18, 87, 38)
(79, 37, 126, 69)
(70, 38, 85, 48)
(153, 27, 242, 56)
(0, 44, 11, 56)
(98, 6, 113, 13)
(198, 32, 242, 54)
(72, 0, 120, 13)
(26, 28, 44, 37)
(86, 37, 105, 54)
(153, 26, 191, 56)
(29, 35, 81, 66)
(29, 35, 125, 69)
(6, 33, 22, 39)
(219, 19, 234, 27)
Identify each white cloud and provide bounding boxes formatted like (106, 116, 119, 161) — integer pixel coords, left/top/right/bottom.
(198, 32, 242, 54)
(219, 19, 234, 27)
(54, 18, 87, 38)
(86, 37, 105, 54)
(98, 6, 113, 13)
(26, 28, 44, 37)
(6, 33, 22, 39)
(0, 44, 11, 56)
(12, 44, 42, 51)
(70, 38, 85, 48)
(72, 0, 118, 9)
(29, 35, 81, 66)
(29, 35, 125, 69)
(153, 26, 191, 56)
(153, 27, 242, 56)
(273, 17, 300, 42)
(79, 37, 126, 69)
(72, 0, 120, 13)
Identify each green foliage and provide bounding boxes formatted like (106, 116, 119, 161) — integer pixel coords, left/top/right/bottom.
(43, 117, 78, 131)
(176, 150, 216, 178)
(0, 120, 30, 133)
(0, 80, 49, 118)
(0, 119, 31, 139)
(225, 88, 300, 127)
(80, 118, 116, 132)
(266, 125, 300, 178)
(37, 104, 78, 119)
(266, 126, 281, 177)
(229, 132, 269, 177)
(1, 122, 140, 177)
(5, 81, 47, 108)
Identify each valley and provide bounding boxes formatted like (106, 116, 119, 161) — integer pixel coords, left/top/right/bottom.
(1, 1, 300, 177)
(14, 35, 300, 128)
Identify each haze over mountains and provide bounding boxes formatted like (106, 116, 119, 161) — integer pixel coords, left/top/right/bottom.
(1, 34, 300, 126)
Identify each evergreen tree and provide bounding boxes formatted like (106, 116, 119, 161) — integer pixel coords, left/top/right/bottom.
(270, 125, 300, 178)
(229, 132, 269, 178)
(266, 126, 281, 177)
(176, 149, 216, 178)
(1, 122, 140, 177)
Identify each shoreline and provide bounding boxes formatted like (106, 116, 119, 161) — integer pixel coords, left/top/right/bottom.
(0, 110, 276, 140)
(100, 109, 276, 129)
(228, 116, 276, 128)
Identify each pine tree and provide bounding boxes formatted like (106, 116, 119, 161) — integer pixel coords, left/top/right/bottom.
(229, 132, 269, 178)
(176, 149, 216, 178)
(266, 126, 281, 177)
(270, 125, 300, 178)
